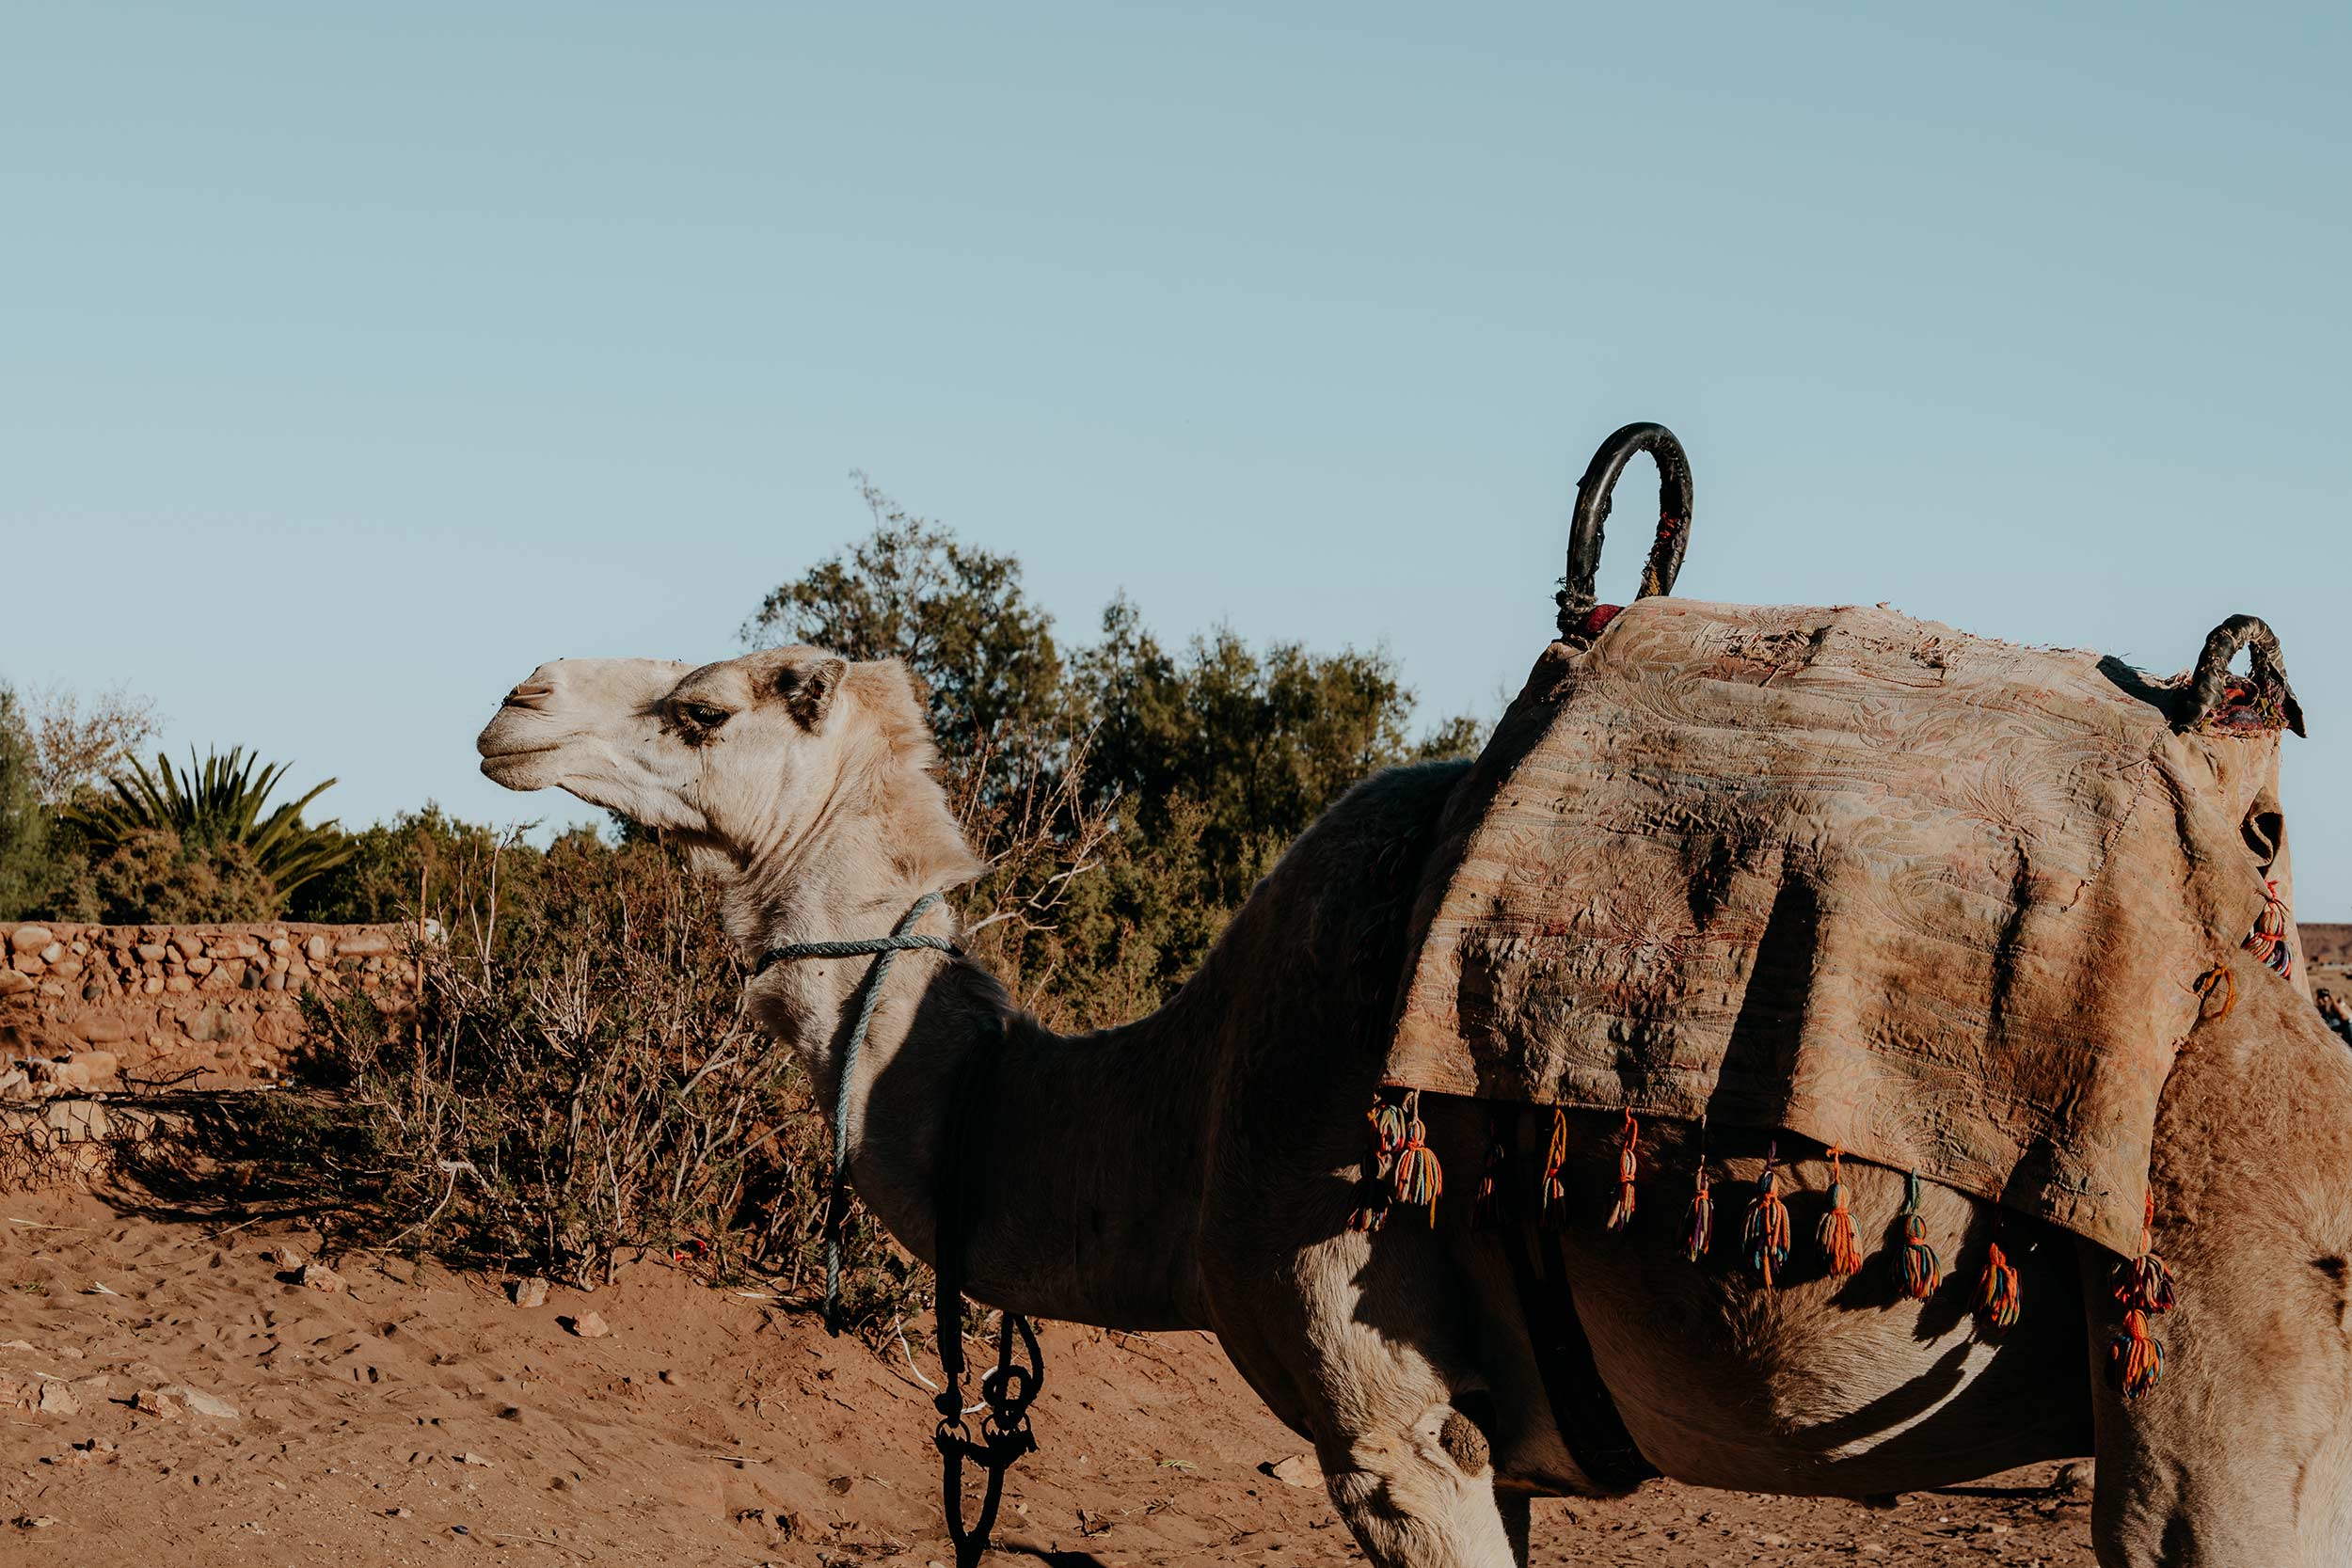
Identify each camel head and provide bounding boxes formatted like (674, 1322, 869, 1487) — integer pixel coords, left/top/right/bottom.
(474, 649, 980, 895)
(2093, 959, 2352, 1567)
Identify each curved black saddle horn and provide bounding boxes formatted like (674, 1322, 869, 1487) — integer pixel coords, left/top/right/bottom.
(1556, 421, 1693, 641)
(2180, 613, 2306, 736)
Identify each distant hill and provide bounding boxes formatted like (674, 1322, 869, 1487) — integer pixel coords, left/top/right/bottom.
(2306, 924, 2352, 968)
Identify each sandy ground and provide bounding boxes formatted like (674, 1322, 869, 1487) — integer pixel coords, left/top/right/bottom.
(0, 1190, 2100, 1567)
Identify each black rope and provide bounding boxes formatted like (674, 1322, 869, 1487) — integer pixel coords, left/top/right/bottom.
(755, 891, 961, 1334)
(755, 895, 1041, 1563)
(933, 1013, 1040, 1566)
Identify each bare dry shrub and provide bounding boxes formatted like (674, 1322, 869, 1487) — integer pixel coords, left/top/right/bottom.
(289, 830, 930, 1331)
(24, 681, 160, 806)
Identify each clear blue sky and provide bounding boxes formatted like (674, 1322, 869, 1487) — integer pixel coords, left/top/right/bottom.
(5, 3, 2347, 914)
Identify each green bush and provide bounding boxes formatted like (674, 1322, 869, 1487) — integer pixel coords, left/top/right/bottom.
(290, 804, 539, 928)
(69, 747, 353, 909)
(76, 826, 279, 924)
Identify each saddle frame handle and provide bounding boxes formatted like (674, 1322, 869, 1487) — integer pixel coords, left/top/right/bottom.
(1557, 421, 1694, 641)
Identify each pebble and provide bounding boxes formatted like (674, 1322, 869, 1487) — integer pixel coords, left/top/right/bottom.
(510, 1276, 549, 1309)
(161, 1384, 240, 1420)
(564, 1311, 611, 1339)
(299, 1261, 346, 1294)
(1262, 1454, 1319, 1488)
(134, 1388, 185, 1418)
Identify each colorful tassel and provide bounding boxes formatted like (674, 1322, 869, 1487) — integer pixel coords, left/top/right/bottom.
(1605, 1110, 1640, 1232)
(2245, 879, 2294, 978)
(1390, 1091, 1443, 1225)
(1816, 1146, 1862, 1276)
(2111, 1192, 2177, 1314)
(1975, 1241, 2022, 1332)
(1898, 1172, 1941, 1301)
(1538, 1108, 1569, 1227)
(2106, 1191, 2173, 1395)
(2109, 1307, 2165, 1398)
(1742, 1145, 1792, 1288)
(1682, 1167, 1714, 1262)
(1347, 1092, 1404, 1233)
(1470, 1115, 1512, 1231)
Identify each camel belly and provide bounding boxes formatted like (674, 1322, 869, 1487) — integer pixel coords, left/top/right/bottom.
(1546, 1132, 2094, 1497)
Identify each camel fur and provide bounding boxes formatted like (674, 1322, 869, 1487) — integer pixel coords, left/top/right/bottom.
(478, 646, 2352, 1568)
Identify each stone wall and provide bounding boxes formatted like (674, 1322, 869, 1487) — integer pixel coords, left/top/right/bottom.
(0, 920, 420, 1085)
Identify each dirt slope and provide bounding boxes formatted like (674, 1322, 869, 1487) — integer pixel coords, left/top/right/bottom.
(1, 1192, 2096, 1566)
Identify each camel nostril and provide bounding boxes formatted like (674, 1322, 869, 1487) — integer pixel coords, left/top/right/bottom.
(502, 681, 556, 710)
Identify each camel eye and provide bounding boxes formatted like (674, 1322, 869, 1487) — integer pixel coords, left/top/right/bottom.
(677, 702, 730, 730)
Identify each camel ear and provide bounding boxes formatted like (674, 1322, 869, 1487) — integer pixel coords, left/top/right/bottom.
(782, 657, 846, 730)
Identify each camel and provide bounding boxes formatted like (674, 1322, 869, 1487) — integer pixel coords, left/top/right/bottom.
(477, 645, 2352, 1568)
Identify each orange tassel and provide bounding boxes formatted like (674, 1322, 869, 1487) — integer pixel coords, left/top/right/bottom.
(1975, 1241, 2021, 1332)
(1347, 1092, 1406, 1233)
(1898, 1172, 1940, 1301)
(1605, 1110, 1639, 1232)
(2111, 1191, 2177, 1314)
(1538, 1108, 1569, 1227)
(2106, 1193, 2173, 1394)
(2245, 879, 2294, 978)
(1682, 1167, 1714, 1262)
(1390, 1091, 1443, 1225)
(1816, 1146, 1862, 1276)
(1470, 1115, 1511, 1231)
(2109, 1307, 2164, 1398)
(2194, 964, 2236, 1021)
(1742, 1146, 1791, 1288)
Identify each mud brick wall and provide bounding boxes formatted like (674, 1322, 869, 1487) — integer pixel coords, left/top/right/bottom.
(0, 921, 420, 1081)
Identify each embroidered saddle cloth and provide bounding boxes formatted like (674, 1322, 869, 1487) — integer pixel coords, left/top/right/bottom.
(1385, 598, 2296, 1255)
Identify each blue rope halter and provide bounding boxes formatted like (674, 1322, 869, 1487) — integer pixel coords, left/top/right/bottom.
(754, 890, 961, 1334)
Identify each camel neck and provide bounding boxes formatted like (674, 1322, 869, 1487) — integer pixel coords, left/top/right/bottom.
(736, 860, 1212, 1334)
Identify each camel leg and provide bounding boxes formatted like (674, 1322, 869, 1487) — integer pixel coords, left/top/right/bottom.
(1319, 1405, 1520, 1568)
(1497, 1492, 1532, 1567)
(1293, 1237, 1521, 1568)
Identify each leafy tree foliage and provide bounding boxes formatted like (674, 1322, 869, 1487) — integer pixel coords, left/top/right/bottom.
(742, 475, 1072, 799)
(740, 483, 1483, 1024)
(0, 687, 67, 920)
(77, 826, 279, 924)
(68, 747, 352, 910)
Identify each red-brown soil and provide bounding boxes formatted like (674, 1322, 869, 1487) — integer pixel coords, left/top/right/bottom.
(1, 1191, 2098, 1566)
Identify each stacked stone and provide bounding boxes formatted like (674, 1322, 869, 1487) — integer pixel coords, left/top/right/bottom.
(0, 921, 421, 1082)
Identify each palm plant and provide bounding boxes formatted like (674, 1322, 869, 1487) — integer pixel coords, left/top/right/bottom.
(70, 747, 355, 905)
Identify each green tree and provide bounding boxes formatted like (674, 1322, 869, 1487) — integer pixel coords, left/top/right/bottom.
(740, 482, 1486, 1024)
(741, 476, 1073, 798)
(0, 686, 67, 920)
